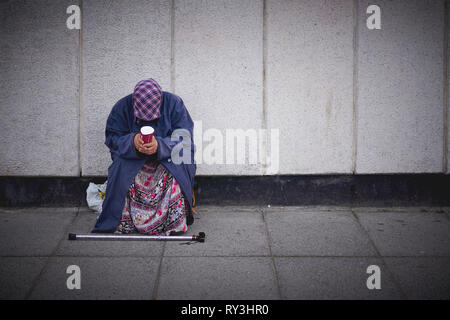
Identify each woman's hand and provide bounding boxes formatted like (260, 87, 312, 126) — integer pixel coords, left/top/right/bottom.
(134, 133, 158, 155)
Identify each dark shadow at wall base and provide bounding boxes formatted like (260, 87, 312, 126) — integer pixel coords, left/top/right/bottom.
(0, 174, 449, 207)
(194, 174, 450, 207)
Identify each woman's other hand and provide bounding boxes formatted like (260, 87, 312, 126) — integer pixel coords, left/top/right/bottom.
(134, 133, 158, 155)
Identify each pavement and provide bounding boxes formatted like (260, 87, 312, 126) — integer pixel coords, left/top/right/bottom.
(0, 205, 449, 300)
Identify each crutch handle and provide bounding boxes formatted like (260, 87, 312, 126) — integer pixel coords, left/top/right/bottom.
(192, 232, 206, 242)
(68, 233, 77, 240)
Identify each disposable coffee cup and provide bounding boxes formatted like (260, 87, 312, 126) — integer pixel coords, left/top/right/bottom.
(140, 126, 154, 144)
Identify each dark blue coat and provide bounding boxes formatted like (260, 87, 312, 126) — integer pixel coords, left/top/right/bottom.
(92, 91, 196, 233)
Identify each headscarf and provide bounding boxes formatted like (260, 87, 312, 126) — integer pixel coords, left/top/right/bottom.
(132, 78, 162, 121)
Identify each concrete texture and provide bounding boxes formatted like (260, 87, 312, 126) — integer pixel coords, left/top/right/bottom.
(275, 257, 403, 299)
(384, 257, 450, 300)
(0, 0, 80, 176)
(174, 0, 264, 175)
(28, 257, 159, 299)
(81, 0, 171, 176)
(0, 257, 47, 299)
(448, 2, 450, 175)
(164, 207, 269, 257)
(265, 0, 354, 174)
(0, 0, 448, 177)
(354, 207, 450, 256)
(263, 207, 377, 256)
(356, 0, 445, 173)
(0, 207, 77, 256)
(158, 257, 279, 300)
(2, 205, 449, 299)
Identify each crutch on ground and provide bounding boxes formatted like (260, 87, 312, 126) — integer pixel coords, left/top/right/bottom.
(68, 232, 206, 242)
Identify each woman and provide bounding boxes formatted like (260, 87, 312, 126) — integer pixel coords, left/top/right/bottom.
(92, 78, 196, 235)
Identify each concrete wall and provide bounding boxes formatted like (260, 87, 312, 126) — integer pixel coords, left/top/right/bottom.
(174, 0, 264, 175)
(0, 0, 80, 176)
(266, 0, 354, 174)
(0, 0, 448, 176)
(356, 0, 444, 173)
(81, 0, 171, 176)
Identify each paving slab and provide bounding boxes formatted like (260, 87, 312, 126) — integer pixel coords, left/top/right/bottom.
(58, 209, 163, 257)
(384, 257, 450, 300)
(0, 257, 47, 299)
(263, 207, 377, 256)
(355, 208, 450, 256)
(1, 205, 448, 300)
(164, 206, 270, 257)
(28, 257, 159, 300)
(275, 257, 403, 300)
(157, 257, 279, 300)
(0, 208, 77, 256)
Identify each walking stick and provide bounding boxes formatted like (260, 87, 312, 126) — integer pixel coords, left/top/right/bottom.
(68, 232, 206, 242)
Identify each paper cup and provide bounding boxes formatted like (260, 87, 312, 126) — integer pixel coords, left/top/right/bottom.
(140, 126, 154, 144)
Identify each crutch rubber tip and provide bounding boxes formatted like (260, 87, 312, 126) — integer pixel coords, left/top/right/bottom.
(198, 232, 206, 243)
(68, 233, 77, 240)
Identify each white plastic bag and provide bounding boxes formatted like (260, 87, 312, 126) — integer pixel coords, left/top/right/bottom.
(86, 181, 107, 214)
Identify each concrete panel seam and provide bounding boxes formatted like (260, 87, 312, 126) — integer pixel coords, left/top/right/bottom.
(152, 242, 166, 300)
(444, 0, 449, 173)
(352, 0, 359, 174)
(78, 0, 84, 177)
(23, 207, 80, 299)
(262, 0, 268, 174)
(260, 208, 282, 299)
(170, 0, 175, 93)
(350, 209, 407, 298)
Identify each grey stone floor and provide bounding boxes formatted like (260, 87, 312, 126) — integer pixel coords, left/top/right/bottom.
(0, 206, 449, 300)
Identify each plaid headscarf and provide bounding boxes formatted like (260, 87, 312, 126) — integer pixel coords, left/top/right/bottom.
(132, 78, 162, 121)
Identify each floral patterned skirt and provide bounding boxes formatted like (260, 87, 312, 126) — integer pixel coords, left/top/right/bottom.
(116, 160, 187, 235)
